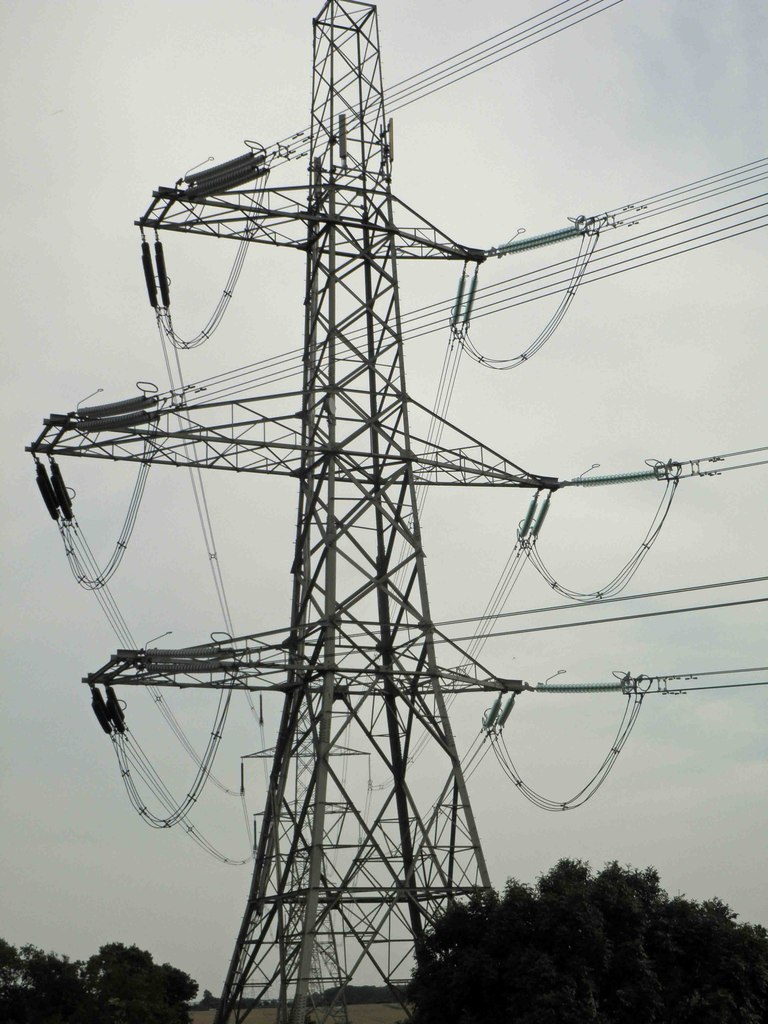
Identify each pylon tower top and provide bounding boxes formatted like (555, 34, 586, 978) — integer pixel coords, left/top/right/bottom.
(311, 1, 388, 173)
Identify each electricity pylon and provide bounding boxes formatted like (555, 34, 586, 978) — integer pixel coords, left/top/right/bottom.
(29, 2, 557, 1021)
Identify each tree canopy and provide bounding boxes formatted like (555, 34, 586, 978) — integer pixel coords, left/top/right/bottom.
(408, 859, 768, 1024)
(0, 939, 197, 1024)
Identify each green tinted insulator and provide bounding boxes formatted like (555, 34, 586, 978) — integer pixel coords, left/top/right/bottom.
(537, 682, 623, 693)
(497, 695, 516, 728)
(568, 469, 657, 487)
(494, 225, 582, 256)
(451, 272, 467, 326)
(462, 268, 480, 325)
(518, 492, 539, 539)
(483, 693, 503, 729)
(531, 492, 552, 538)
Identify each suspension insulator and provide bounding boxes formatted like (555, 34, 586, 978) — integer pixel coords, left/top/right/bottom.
(105, 684, 126, 733)
(90, 687, 113, 735)
(518, 492, 539, 540)
(141, 241, 158, 308)
(497, 694, 516, 728)
(462, 267, 480, 325)
(531, 492, 552, 538)
(49, 459, 74, 521)
(154, 241, 171, 308)
(450, 272, 467, 327)
(35, 462, 60, 521)
(483, 692, 503, 730)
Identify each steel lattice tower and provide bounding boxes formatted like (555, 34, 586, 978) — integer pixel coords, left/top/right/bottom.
(221, 8, 492, 1019)
(29, 3, 557, 1021)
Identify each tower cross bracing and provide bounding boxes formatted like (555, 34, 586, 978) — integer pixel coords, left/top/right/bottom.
(220, 7, 494, 1020)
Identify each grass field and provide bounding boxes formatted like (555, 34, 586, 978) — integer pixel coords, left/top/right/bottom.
(191, 1005, 405, 1024)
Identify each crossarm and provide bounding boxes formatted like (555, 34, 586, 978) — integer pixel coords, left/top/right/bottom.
(27, 394, 306, 476)
(84, 642, 528, 696)
(28, 390, 558, 488)
(137, 183, 485, 261)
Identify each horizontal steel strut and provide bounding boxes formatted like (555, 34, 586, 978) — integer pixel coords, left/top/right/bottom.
(27, 395, 558, 490)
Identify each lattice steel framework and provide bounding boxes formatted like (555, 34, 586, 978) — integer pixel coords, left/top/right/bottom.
(220, 9, 491, 1020)
(29, 3, 559, 1022)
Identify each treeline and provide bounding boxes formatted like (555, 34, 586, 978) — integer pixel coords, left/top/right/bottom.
(0, 939, 197, 1024)
(197, 983, 395, 1010)
(409, 858, 768, 1023)
(315, 984, 396, 1005)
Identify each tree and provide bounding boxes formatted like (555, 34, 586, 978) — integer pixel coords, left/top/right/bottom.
(195, 988, 219, 1010)
(408, 859, 768, 1024)
(0, 939, 91, 1024)
(83, 943, 197, 1024)
(0, 939, 197, 1024)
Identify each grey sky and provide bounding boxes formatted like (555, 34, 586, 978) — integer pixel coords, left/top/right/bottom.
(1, 0, 766, 996)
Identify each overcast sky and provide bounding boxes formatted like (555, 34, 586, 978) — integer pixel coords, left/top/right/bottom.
(1, 0, 766, 997)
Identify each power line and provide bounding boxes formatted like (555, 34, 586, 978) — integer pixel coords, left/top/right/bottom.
(436, 574, 768, 628)
(491, 692, 643, 810)
(605, 156, 768, 219)
(643, 665, 768, 681)
(533, 665, 768, 695)
(157, 158, 767, 408)
(387, 0, 586, 92)
(438, 595, 768, 643)
(400, 197, 768, 341)
(389, 0, 624, 112)
(161, 206, 766, 404)
(397, 161, 768, 329)
(652, 679, 768, 694)
(265, 0, 624, 167)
